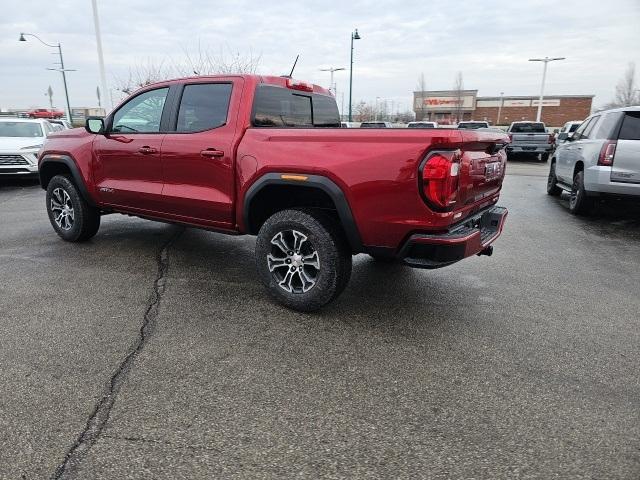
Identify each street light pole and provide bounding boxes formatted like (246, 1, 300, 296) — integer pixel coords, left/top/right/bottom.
(348, 29, 361, 122)
(529, 57, 565, 122)
(20, 32, 74, 123)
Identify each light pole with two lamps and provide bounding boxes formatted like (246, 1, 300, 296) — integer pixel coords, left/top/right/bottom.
(529, 57, 565, 122)
(19, 32, 74, 123)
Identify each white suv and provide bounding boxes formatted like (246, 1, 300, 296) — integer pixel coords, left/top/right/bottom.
(547, 106, 640, 214)
(0, 118, 54, 176)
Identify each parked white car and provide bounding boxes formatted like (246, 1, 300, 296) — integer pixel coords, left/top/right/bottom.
(555, 121, 583, 144)
(407, 121, 438, 129)
(360, 121, 393, 128)
(0, 118, 54, 176)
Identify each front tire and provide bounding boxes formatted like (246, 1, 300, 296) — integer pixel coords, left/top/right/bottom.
(255, 209, 352, 312)
(546, 162, 562, 196)
(568, 170, 592, 215)
(46, 175, 100, 242)
(541, 152, 550, 162)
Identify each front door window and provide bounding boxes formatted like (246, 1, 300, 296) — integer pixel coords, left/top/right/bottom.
(112, 88, 169, 133)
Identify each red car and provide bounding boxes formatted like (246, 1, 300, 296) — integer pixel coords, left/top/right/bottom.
(38, 75, 508, 311)
(27, 108, 64, 119)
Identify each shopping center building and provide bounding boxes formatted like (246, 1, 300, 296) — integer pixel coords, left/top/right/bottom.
(413, 90, 594, 127)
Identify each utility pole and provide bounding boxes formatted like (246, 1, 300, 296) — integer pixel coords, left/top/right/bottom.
(529, 57, 565, 122)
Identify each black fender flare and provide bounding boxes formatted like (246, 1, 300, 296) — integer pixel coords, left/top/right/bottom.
(39, 154, 96, 207)
(243, 173, 363, 253)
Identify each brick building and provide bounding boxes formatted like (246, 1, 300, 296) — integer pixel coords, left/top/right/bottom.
(413, 90, 594, 127)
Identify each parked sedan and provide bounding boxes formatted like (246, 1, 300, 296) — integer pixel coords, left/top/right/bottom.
(0, 118, 55, 176)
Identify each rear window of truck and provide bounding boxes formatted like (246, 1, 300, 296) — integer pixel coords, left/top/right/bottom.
(252, 85, 340, 128)
(510, 123, 546, 133)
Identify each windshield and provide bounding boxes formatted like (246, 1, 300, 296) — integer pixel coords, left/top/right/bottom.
(458, 122, 487, 129)
(0, 122, 44, 138)
(408, 123, 435, 128)
(360, 122, 386, 128)
(510, 122, 546, 133)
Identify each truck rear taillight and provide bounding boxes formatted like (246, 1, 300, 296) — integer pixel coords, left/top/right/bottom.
(507, 133, 513, 143)
(286, 79, 314, 92)
(598, 140, 617, 166)
(419, 151, 461, 211)
(548, 134, 555, 144)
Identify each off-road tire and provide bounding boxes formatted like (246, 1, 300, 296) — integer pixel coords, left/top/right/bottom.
(546, 162, 562, 196)
(568, 170, 593, 215)
(255, 209, 352, 312)
(46, 174, 101, 242)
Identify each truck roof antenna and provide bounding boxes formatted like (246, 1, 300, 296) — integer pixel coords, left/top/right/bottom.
(287, 55, 299, 78)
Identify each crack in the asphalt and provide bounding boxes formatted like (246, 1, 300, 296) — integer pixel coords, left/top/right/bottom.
(50, 227, 184, 480)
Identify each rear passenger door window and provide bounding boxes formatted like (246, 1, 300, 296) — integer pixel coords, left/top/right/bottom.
(176, 83, 233, 132)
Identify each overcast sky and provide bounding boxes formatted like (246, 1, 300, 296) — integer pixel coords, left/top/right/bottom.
(1, 0, 639, 113)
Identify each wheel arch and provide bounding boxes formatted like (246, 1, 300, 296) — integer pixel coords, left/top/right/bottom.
(39, 155, 96, 207)
(243, 173, 363, 253)
(573, 161, 584, 177)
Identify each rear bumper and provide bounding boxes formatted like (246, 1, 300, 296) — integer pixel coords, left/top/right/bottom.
(507, 145, 553, 154)
(397, 206, 508, 269)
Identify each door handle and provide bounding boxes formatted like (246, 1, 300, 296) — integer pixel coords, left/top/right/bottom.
(200, 149, 225, 158)
(138, 146, 157, 154)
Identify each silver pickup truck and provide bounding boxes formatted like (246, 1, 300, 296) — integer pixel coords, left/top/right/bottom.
(506, 121, 554, 162)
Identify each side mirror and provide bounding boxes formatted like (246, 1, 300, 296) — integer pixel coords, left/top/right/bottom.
(85, 117, 105, 134)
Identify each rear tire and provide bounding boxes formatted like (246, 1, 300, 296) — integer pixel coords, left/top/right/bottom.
(541, 153, 550, 162)
(255, 209, 352, 312)
(46, 175, 101, 242)
(568, 170, 592, 215)
(546, 162, 562, 196)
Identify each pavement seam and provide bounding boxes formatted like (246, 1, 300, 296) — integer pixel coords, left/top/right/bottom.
(49, 226, 184, 480)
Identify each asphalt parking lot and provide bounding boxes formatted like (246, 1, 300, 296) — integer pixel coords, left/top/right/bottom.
(1, 161, 639, 479)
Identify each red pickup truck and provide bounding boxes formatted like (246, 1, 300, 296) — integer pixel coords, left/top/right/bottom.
(28, 108, 64, 119)
(38, 74, 508, 311)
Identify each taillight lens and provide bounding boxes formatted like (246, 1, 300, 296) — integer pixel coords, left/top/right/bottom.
(507, 133, 513, 143)
(420, 151, 461, 211)
(548, 134, 555, 144)
(598, 140, 617, 166)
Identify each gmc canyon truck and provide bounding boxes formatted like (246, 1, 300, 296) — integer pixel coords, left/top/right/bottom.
(38, 75, 508, 311)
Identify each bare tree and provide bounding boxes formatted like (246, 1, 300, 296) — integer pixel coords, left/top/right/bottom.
(113, 45, 262, 99)
(113, 58, 174, 95)
(453, 71, 464, 124)
(354, 101, 375, 122)
(603, 63, 639, 109)
(176, 43, 262, 76)
(416, 73, 427, 120)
